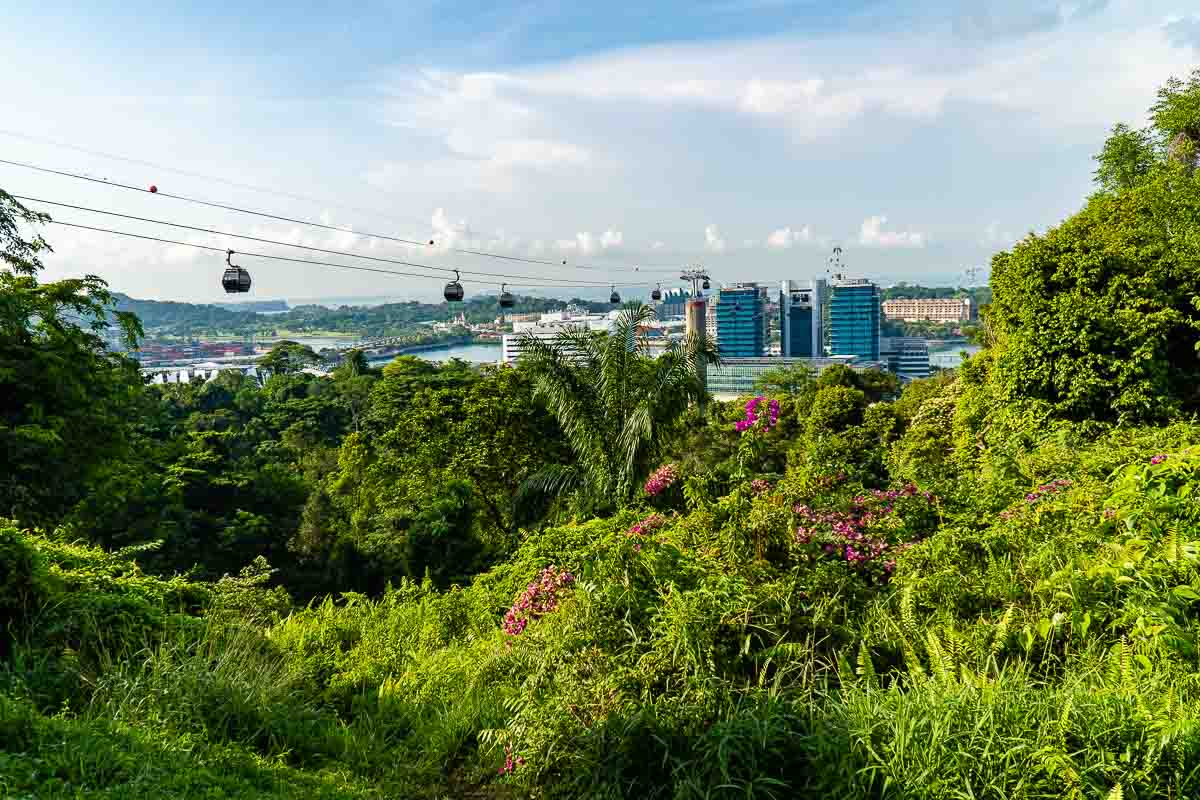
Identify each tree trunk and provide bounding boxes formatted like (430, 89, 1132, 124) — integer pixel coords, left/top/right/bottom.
(1167, 131, 1198, 174)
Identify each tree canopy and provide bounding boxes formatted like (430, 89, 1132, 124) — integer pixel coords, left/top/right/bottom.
(988, 69, 1200, 424)
(0, 191, 144, 522)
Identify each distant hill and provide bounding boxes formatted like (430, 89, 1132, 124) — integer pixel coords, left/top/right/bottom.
(109, 292, 599, 338)
(112, 293, 263, 332)
(213, 299, 290, 313)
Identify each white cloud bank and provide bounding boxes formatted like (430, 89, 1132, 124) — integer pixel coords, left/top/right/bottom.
(766, 225, 815, 249)
(859, 215, 926, 248)
(556, 229, 624, 256)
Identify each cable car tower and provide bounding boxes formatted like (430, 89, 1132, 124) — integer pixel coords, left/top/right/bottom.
(679, 266, 711, 297)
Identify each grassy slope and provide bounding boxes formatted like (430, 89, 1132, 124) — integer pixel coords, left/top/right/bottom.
(5, 414, 1200, 798)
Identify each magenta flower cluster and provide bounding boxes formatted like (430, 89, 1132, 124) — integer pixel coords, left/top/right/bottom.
(1024, 478, 1072, 504)
(793, 483, 933, 574)
(627, 513, 669, 551)
(503, 565, 575, 636)
(750, 478, 772, 495)
(498, 744, 526, 776)
(735, 396, 781, 433)
(999, 478, 1073, 520)
(644, 463, 679, 496)
(1150, 454, 1168, 465)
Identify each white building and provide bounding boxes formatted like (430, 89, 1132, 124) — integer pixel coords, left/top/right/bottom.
(881, 297, 973, 323)
(501, 311, 617, 363)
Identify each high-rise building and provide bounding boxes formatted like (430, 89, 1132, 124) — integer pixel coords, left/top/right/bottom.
(779, 279, 826, 358)
(881, 336, 930, 382)
(658, 287, 694, 319)
(829, 277, 881, 360)
(714, 284, 765, 357)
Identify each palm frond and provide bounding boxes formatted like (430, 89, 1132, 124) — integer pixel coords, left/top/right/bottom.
(518, 329, 610, 483)
(514, 464, 585, 507)
(517, 303, 719, 509)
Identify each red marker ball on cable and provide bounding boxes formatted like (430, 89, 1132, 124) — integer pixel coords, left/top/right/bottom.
(149, 185, 158, 193)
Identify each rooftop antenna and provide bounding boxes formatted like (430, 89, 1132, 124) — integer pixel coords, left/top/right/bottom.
(827, 245, 844, 280)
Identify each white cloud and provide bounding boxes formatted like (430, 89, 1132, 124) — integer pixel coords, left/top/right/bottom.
(377, 9, 1196, 165)
(555, 229, 625, 256)
(859, 215, 926, 248)
(766, 225, 815, 249)
(600, 229, 624, 249)
(488, 138, 591, 169)
(375, 69, 595, 192)
(431, 207, 471, 250)
(650, 240, 666, 250)
(704, 224, 726, 253)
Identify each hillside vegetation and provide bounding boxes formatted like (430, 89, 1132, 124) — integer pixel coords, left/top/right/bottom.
(114, 292, 609, 338)
(3, 68, 1200, 799)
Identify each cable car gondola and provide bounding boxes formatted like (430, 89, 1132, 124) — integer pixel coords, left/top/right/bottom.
(651, 283, 662, 301)
(702, 277, 711, 290)
(609, 285, 621, 304)
(444, 270, 464, 302)
(221, 250, 251, 293)
(499, 283, 515, 309)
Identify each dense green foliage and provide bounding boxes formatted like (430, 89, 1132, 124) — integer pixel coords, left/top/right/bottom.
(1, 191, 143, 524)
(985, 67, 1200, 425)
(7, 69, 1200, 800)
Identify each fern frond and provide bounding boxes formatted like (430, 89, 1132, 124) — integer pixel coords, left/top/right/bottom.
(1106, 637, 1134, 695)
(836, 650, 855, 688)
(1058, 697, 1073, 736)
(926, 630, 953, 686)
(992, 604, 1015, 656)
(900, 584, 918, 636)
(856, 642, 877, 689)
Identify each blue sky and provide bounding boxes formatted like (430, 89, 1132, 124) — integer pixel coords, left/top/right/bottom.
(1, 0, 1198, 303)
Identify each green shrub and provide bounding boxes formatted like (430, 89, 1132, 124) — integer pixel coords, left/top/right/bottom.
(0, 524, 48, 654)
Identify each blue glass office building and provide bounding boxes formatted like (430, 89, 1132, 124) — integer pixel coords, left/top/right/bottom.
(829, 278, 881, 360)
(780, 279, 825, 358)
(714, 285, 764, 357)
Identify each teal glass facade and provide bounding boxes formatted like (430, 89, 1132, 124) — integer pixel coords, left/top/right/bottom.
(779, 280, 824, 358)
(829, 280, 880, 360)
(715, 286, 764, 357)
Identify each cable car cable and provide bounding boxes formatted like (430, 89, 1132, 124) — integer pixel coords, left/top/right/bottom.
(16, 194, 656, 287)
(46, 220, 649, 290)
(0, 154, 680, 275)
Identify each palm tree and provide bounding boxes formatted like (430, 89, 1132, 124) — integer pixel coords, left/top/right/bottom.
(516, 302, 719, 515)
